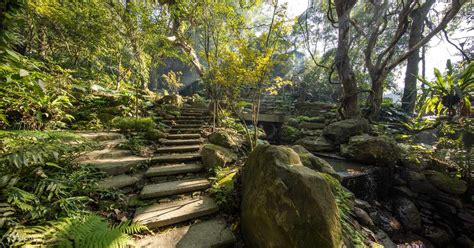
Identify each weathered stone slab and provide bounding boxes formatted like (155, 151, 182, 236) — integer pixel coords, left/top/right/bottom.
(77, 132, 123, 141)
(82, 156, 147, 175)
(151, 153, 202, 163)
(82, 149, 132, 160)
(140, 178, 210, 199)
(97, 174, 143, 189)
(146, 163, 203, 177)
(136, 218, 236, 248)
(167, 134, 202, 140)
(160, 139, 203, 146)
(169, 128, 202, 134)
(156, 145, 201, 154)
(133, 196, 218, 229)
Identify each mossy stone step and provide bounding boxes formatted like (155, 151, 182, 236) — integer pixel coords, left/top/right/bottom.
(156, 145, 201, 154)
(146, 163, 203, 177)
(167, 133, 201, 139)
(136, 218, 236, 248)
(133, 196, 218, 229)
(97, 174, 143, 189)
(82, 149, 133, 160)
(140, 178, 210, 199)
(81, 156, 147, 176)
(150, 153, 202, 163)
(169, 128, 202, 134)
(160, 139, 203, 146)
(163, 119, 206, 125)
(172, 124, 204, 128)
(78, 132, 123, 141)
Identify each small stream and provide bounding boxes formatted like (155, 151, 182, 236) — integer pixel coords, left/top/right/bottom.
(316, 154, 393, 201)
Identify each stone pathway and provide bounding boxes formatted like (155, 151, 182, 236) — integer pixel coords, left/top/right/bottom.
(79, 106, 236, 248)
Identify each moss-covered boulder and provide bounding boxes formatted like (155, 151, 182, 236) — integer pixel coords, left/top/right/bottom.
(144, 129, 167, 141)
(291, 145, 341, 181)
(200, 144, 237, 169)
(322, 118, 370, 144)
(241, 145, 342, 248)
(426, 170, 467, 195)
(279, 124, 303, 143)
(340, 134, 401, 166)
(208, 131, 239, 149)
(295, 135, 336, 152)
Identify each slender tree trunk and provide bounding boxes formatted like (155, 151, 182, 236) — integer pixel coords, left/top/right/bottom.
(369, 72, 387, 120)
(401, 0, 435, 114)
(334, 0, 359, 118)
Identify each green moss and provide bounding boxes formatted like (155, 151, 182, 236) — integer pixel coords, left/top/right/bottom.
(211, 166, 239, 214)
(144, 128, 166, 141)
(427, 171, 467, 195)
(320, 173, 367, 247)
(110, 117, 156, 132)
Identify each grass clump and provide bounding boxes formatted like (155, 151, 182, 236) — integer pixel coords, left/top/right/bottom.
(110, 117, 155, 132)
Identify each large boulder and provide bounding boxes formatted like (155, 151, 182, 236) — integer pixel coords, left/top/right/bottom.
(322, 118, 370, 144)
(241, 145, 342, 247)
(208, 131, 239, 149)
(295, 135, 336, 152)
(200, 144, 237, 169)
(291, 145, 341, 181)
(340, 134, 401, 166)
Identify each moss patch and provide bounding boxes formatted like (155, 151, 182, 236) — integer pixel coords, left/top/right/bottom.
(427, 171, 467, 195)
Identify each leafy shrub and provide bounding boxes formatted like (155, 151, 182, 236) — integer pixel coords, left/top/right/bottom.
(110, 117, 156, 132)
(210, 166, 240, 214)
(3, 214, 148, 247)
(0, 131, 100, 237)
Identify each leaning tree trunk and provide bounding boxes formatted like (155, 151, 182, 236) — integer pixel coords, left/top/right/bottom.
(401, 0, 435, 114)
(334, 0, 359, 119)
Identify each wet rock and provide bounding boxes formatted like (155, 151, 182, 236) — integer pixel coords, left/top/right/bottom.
(200, 144, 237, 169)
(425, 170, 467, 195)
(422, 225, 452, 246)
(353, 207, 374, 228)
(322, 118, 370, 144)
(392, 186, 417, 198)
(432, 201, 457, 215)
(414, 128, 439, 146)
(355, 198, 372, 212)
(456, 234, 474, 248)
(291, 145, 341, 181)
(340, 134, 401, 166)
(458, 211, 474, 224)
(403, 170, 426, 182)
(372, 210, 402, 234)
(241, 145, 342, 247)
(374, 228, 397, 248)
(394, 197, 422, 232)
(295, 136, 336, 152)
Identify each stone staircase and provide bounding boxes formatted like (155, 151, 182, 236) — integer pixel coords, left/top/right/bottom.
(79, 107, 236, 248)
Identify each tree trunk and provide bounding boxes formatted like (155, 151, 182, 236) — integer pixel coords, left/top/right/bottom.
(334, 0, 359, 119)
(369, 73, 387, 120)
(401, 0, 435, 114)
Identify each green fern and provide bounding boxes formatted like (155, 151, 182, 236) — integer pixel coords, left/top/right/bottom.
(3, 214, 149, 247)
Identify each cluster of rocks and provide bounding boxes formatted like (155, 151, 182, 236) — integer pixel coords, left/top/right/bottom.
(281, 117, 473, 247)
(200, 130, 240, 169)
(280, 114, 338, 144)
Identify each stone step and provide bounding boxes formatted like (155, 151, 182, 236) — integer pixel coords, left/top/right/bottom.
(156, 145, 201, 154)
(146, 163, 204, 177)
(82, 149, 133, 160)
(150, 153, 201, 163)
(176, 116, 209, 120)
(98, 139, 126, 149)
(172, 124, 204, 128)
(136, 218, 236, 248)
(169, 128, 202, 134)
(140, 178, 210, 199)
(133, 196, 218, 229)
(81, 156, 147, 176)
(167, 133, 201, 140)
(160, 139, 203, 146)
(181, 112, 205, 116)
(78, 132, 123, 141)
(163, 119, 206, 125)
(97, 174, 143, 190)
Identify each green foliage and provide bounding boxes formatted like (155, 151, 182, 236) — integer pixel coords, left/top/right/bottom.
(0, 131, 100, 235)
(417, 61, 473, 117)
(210, 166, 239, 214)
(111, 117, 156, 132)
(321, 174, 367, 247)
(3, 214, 148, 247)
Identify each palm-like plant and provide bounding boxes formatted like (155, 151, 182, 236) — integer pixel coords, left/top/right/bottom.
(417, 61, 473, 118)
